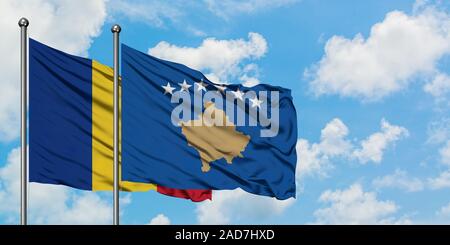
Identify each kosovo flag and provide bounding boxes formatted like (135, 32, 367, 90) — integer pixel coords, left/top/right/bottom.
(29, 38, 211, 202)
(122, 45, 297, 200)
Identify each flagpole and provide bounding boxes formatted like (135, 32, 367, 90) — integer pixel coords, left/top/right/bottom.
(112, 24, 121, 226)
(18, 17, 29, 226)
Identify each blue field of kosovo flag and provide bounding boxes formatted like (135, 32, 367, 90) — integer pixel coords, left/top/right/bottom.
(122, 44, 297, 200)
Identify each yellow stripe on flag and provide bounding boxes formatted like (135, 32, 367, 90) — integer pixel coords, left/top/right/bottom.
(91, 60, 156, 191)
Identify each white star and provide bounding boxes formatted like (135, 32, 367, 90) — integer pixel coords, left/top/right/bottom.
(231, 89, 244, 101)
(250, 96, 263, 108)
(178, 79, 192, 92)
(161, 82, 175, 95)
(195, 81, 207, 92)
(214, 84, 227, 94)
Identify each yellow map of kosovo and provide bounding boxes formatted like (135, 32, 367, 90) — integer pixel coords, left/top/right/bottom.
(181, 102, 251, 172)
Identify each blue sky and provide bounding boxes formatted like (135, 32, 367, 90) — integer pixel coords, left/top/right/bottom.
(1, 0, 450, 224)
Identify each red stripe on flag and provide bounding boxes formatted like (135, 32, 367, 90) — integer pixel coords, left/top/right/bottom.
(156, 186, 212, 202)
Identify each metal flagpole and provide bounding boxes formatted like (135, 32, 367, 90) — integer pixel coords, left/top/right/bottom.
(111, 24, 121, 226)
(18, 17, 29, 226)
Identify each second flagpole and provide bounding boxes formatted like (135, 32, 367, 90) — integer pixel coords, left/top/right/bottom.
(19, 17, 29, 226)
(112, 24, 121, 226)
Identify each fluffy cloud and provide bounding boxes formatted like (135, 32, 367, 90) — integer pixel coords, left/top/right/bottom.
(31, 188, 112, 225)
(204, 0, 297, 19)
(0, 0, 107, 141)
(296, 118, 351, 180)
(424, 73, 450, 98)
(296, 118, 408, 181)
(372, 169, 424, 192)
(352, 119, 409, 164)
(428, 170, 450, 190)
(313, 183, 410, 224)
(148, 214, 171, 225)
(149, 32, 267, 85)
(306, 5, 450, 101)
(0, 148, 114, 224)
(296, 139, 328, 180)
(318, 118, 352, 156)
(0, 148, 21, 215)
(196, 189, 295, 224)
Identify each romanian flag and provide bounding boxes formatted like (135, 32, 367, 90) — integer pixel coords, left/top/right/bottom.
(29, 38, 211, 202)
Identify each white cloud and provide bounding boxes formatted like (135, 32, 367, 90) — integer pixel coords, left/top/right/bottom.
(296, 118, 350, 180)
(196, 189, 295, 224)
(32, 189, 112, 225)
(428, 170, 450, 189)
(352, 119, 409, 164)
(149, 32, 267, 85)
(240, 75, 261, 87)
(424, 73, 450, 98)
(437, 202, 450, 217)
(148, 214, 171, 225)
(0, 147, 115, 224)
(0, 148, 21, 215)
(306, 5, 450, 101)
(318, 118, 352, 156)
(297, 118, 408, 181)
(204, 0, 298, 20)
(239, 64, 262, 87)
(372, 169, 424, 192)
(439, 140, 450, 165)
(296, 139, 329, 180)
(313, 183, 410, 224)
(0, 0, 107, 142)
